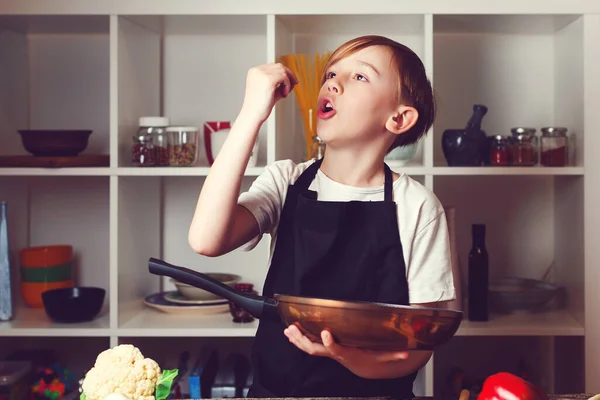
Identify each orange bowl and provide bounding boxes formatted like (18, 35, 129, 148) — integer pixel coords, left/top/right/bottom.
(19, 245, 73, 268)
(21, 280, 74, 308)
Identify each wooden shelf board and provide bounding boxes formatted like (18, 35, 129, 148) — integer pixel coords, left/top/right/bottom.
(456, 309, 583, 336)
(0, 306, 111, 337)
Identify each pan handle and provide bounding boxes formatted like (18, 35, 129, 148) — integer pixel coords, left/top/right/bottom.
(148, 257, 278, 320)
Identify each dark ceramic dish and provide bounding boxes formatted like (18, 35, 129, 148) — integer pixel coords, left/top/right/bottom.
(18, 129, 92, 157)
(42, 287, 105, 323)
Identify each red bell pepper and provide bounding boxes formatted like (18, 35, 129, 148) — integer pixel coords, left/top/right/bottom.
(478, 372, 548, 400)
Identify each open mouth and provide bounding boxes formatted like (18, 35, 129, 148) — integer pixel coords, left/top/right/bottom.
(317, 98, 336, 119)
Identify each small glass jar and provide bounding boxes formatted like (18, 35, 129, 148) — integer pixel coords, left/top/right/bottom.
(167, 126, 199, 166)
(540, 127, 568, 166)
(490, 135, 510, 166)
(131, 134, 155, 166)
(311, 135, 326, 160)
(510, 128, 538, 166)
(229, 283, 256, 323)
(133, 117, 170, 167)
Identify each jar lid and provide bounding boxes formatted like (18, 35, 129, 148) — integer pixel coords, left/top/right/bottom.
(139, 117, 170, 127)
(234, 282, 254, 292)
(166, 126, 198, 132)
(511, 127, 536, 136)
(541, 127, 568, 136)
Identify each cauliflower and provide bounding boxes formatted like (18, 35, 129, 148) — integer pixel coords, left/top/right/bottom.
(81, 344, 176, 400)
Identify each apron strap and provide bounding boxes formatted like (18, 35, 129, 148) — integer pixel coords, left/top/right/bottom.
(384, 163, 393, 202)
(294, 158, 394, 203)
(293, 158, 323, 191)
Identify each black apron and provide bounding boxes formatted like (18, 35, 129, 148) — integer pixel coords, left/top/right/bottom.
(248, 158, 417, 399)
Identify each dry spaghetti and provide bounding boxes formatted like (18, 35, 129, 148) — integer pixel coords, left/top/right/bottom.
(279, 51, 331, 159)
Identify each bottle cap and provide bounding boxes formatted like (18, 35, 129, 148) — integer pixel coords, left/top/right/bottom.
(472, 224, 486, 236)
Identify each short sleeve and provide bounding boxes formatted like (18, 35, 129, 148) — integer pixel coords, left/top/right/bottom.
(237, 160, 306, 251)
(407, 210, 456, 304)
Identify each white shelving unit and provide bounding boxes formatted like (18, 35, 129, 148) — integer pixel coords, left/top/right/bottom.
(1, 3, 599, 397)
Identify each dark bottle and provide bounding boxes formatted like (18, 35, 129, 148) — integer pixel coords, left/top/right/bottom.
(468, 223, 489, 321)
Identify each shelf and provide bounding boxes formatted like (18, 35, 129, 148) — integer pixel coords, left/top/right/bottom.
(456, 310, 583, 336)
(118, 307, 258, 337)
(0, 166, 584, 177)
(0, 167, 113, 176)
(431, 166, 584, 175)
(0, 1, 597, 15)
(0, 167, 265, 176)
(0, 307, 110, 337)
(117, 166, 265, 176)
(432, 14, 584, 169)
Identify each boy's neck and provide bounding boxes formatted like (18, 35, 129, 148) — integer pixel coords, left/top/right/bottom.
(319, 148, 390, 188)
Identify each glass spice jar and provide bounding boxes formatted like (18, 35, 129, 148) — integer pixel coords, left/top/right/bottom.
(131, 134, 155, 166)
(167, 126, 199, 166)
(510, 128, 538, 166)
(490, 135, 510, 166)
(133, 117, 170, 167)
(229, 283, 256, 323)
(540, 127, 568, 166)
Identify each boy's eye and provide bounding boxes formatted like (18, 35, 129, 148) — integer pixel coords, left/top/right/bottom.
(356, 74, 368, 82)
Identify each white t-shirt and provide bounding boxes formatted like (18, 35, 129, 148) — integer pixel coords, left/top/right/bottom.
(238, 159, 456, 305)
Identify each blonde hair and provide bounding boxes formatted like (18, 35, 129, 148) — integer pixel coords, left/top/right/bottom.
(322, 35, 435, 151)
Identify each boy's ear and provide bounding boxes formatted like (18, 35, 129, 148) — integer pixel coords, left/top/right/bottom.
(386, 105, 419, 135)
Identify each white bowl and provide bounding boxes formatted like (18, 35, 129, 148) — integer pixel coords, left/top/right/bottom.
(170, 273, 241, 301)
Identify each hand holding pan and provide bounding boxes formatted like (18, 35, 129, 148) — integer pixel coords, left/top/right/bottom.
(148, 257, 463, 351)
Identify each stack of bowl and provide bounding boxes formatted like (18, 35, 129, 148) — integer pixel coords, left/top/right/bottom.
(19, 245, 74, 308)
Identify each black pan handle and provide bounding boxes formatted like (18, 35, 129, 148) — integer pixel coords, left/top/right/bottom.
(148, 257, 278, 319)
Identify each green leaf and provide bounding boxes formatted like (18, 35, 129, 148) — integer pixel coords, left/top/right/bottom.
(80, 393, 87, 400)
(155, 369, 178, 400)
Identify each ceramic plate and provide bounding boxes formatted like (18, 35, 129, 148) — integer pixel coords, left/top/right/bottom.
(163, 291, 227, 305)
(144, 292, 229, 315)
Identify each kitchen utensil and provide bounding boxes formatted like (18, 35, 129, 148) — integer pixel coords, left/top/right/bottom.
(489, 277, 560, 312)
(171, 273, 240, 301)
(18, 130, 92, 157)
(149, 257, 463, 351)
(41, 286, 105, 323)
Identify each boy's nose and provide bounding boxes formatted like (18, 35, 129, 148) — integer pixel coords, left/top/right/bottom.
(328, 81, 341, 93)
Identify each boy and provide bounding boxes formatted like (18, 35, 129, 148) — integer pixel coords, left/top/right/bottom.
(188, 35, 456, 398)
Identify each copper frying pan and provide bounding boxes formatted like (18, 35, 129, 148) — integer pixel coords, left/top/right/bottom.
(148, 257, 463, 351)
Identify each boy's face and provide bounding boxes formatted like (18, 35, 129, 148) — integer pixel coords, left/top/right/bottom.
(316, 45, 401, 149)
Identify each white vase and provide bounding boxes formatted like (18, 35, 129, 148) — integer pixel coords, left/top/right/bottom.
(445, 207, 463, 311)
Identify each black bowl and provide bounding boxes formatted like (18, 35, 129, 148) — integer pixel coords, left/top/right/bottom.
(42, 287, 105, 323)
(18, 129, 92, 157)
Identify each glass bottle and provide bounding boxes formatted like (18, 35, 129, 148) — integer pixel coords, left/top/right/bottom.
(540, 127, 568, 167)
(490, 135, 509, 166)
(468, 224, 489, 322)
(133, 117, 170, 167)
(0, 201, 13, 321)
(131, 134, 156, 166)
(311, 135, 326, 160)
(510, 128, 538, 166)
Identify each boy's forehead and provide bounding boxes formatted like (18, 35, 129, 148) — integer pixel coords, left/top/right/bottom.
(334, 45, 394, 69)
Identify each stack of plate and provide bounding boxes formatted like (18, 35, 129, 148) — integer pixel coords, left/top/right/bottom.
(144, 273, 241, 315)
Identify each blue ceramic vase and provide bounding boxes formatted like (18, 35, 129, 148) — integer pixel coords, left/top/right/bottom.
(0, 201, 13, 321)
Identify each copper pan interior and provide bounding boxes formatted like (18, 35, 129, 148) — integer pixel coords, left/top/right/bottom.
(274, 294, 463, 351)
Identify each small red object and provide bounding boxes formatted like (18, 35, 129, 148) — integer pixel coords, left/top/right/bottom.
(478, 372, 548, 400)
